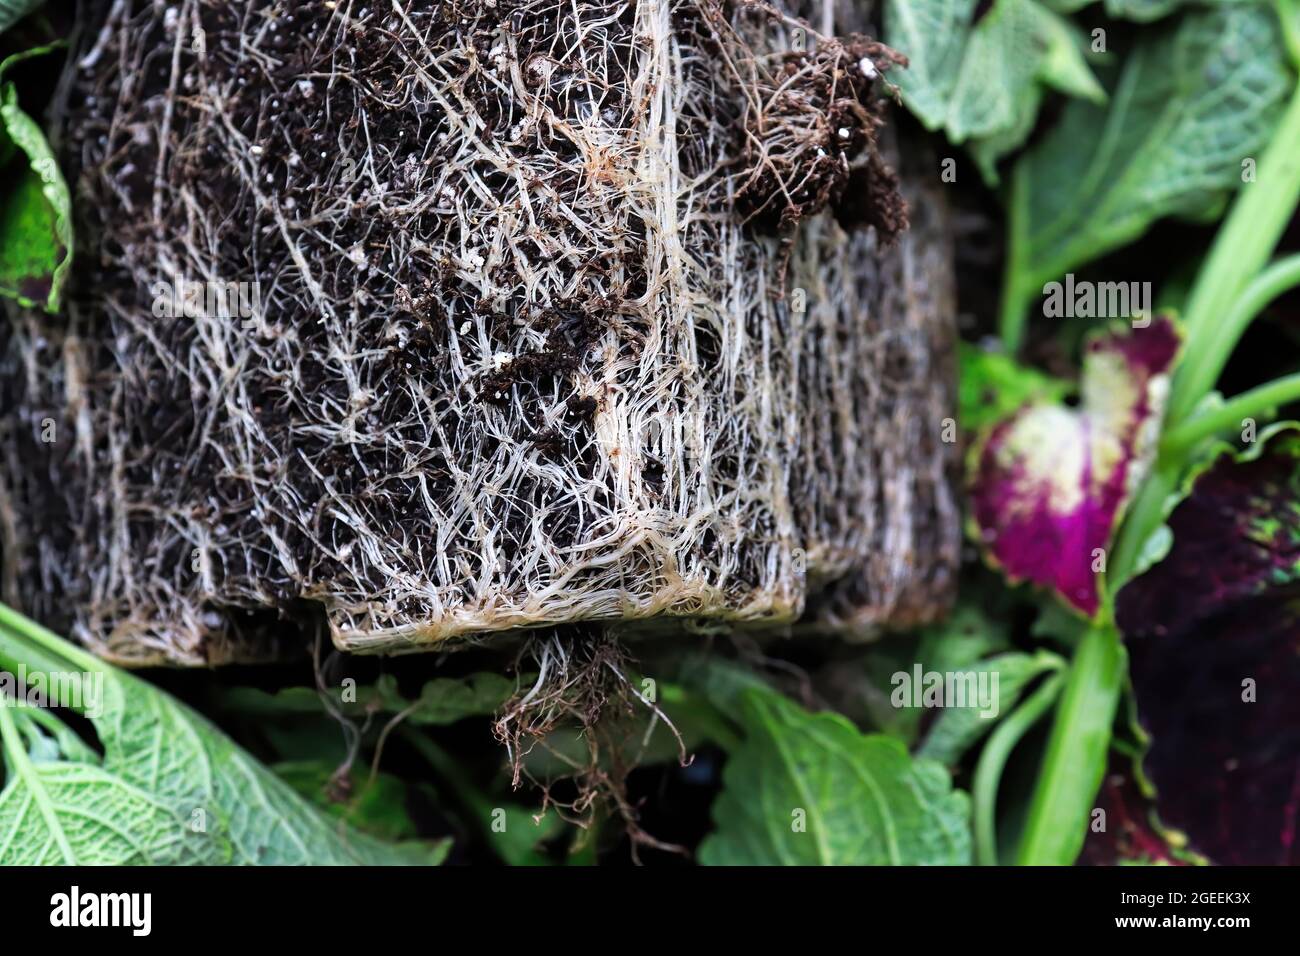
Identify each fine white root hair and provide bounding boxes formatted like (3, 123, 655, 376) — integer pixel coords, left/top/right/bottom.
(0, 0, 956, 665)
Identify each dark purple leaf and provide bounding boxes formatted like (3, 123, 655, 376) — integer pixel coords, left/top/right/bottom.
(1117, 429, 1300, 865)
(1078, 764, 1188, 866)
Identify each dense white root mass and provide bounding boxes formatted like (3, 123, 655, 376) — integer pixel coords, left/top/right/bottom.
(0, 0, 957, 665)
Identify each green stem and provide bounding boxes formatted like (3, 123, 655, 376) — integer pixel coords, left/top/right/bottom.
(1115, 76, 1300, 586)
(1169, 79, 1300, 423)
(1013, 0, 1300, 869)
(1162, 372, 1300, 458)
(973, 670, 1066, 866)
(1280, 0, 1300, 69)
(1016, 623, 1124, 865)
(0, 602, 103, 680)
(999, 162, 1033, 352)
(1169, 254, 1300, 426)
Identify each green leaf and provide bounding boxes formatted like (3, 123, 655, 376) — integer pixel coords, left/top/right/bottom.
(221, 671, 514, 725)
(916, 651, 1064, 766)
(1002, 5, 1293, 342)
(669, 653, 774, 714)
(959, 341, 1071, 432)
(397, 729, 562, 866)
(0, 44, 72, 312)
(1104, 0, 1261, 23)
(1044, 0, 1265, 21)
(481, 803, 565, 867)
(698, 687, 971, 865)
(860, 603, 1013, 743)
(0, 603, 447, 864)
(886, 0, 1103, 183)
(273, 762, 423, 843)
(1030, 596, 1091, 647)
(0, 1, 45, 35)
(379, 672, 514, 724)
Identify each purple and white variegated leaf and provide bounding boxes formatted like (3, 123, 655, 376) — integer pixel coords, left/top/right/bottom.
(969, 316, 1181, 616)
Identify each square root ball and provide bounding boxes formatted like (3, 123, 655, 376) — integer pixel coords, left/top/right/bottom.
(0, 0, 957, 664)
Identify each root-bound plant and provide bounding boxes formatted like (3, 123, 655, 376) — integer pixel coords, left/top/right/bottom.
(0, 0, 957, 665)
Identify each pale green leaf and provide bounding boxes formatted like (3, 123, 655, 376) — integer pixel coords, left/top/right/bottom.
(0, 604, 447, 865)
(481, 804, 565, 867)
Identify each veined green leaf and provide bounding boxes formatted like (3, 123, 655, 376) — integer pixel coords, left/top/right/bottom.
(0, 603, 447, 865)
(1002, 5, 1292, 341)
(698, 687, 971, 865)
(886, 0, 1103, 184)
